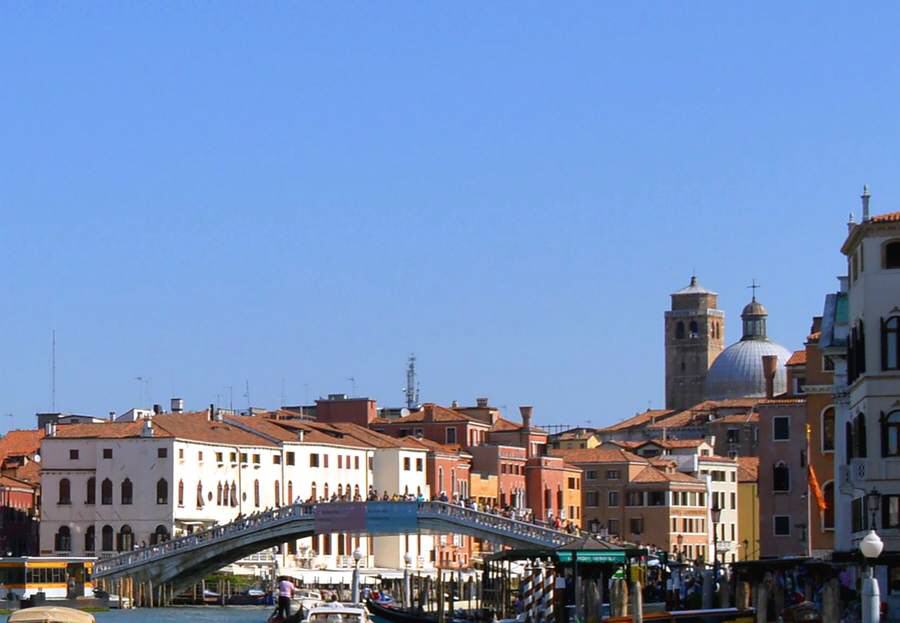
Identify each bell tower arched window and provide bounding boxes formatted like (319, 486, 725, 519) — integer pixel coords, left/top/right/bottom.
(676, 322, 685, 339)
(689, 321, 699, 338)
(882, 316, 900, 370)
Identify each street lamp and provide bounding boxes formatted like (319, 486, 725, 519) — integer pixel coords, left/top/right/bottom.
(403, 551, 413, 609)
(860, 489, 883, 623)
(710, 503, 722, 583)
(351, 548, 363, 605)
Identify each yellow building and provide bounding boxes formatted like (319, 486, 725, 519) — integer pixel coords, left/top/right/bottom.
(469, 471, 499, 507)
(562, 463, 583, 528)
(549, 428, 601, 450)
(737, 457, 759, 560)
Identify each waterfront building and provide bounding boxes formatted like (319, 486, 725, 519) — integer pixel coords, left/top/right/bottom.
(548, 427, 601, 450)
(736, 457, 759, 560)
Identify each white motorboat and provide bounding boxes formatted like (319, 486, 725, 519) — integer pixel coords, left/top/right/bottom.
(292, 589, 324, 613)
(303, 602, 370, 623)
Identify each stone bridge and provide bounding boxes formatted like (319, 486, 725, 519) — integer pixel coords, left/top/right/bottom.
(93, 501, 573, 589)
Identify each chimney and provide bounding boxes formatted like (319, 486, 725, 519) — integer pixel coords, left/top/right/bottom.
(141, 417, 154, 438)
(519, 406, 533, 429)
(207, 403, 215, 421)
(108, 411, 116, 422)
(423, 404, 435, 422)
(862, 185, 871, 222)
(476, 397, 489, 408)
(152, 403, 162, 415)
(762, 355, 778, 398)
(450, 400, 459, 409)
(44, 422, 56, 437)
(171, 398, 184, 413)
(297, 430, 305, 443)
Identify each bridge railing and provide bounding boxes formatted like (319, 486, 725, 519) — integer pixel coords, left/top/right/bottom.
(94, 501, 316, 577)
(418, 501, 571, 547)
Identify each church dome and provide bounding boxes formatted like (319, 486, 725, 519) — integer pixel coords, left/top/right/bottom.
(703, 293, 793, 400)
(704, 339, 793, 400)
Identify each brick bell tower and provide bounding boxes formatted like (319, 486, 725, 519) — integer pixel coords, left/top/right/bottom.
(665, 275, 725, 410)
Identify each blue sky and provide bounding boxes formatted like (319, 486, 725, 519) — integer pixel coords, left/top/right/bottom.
(1, 3, 899, 432)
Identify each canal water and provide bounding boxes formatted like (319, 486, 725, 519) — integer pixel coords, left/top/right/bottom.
(94, 606, 272, 623)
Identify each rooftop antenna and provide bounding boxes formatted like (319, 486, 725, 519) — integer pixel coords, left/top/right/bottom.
(404, 354, 420, 409)
(747, 278, 761, 302)
(280, 377, 286, 407)
(347, 376, 357, 397)
(50, 330, 56, 412)
(244, 380, 251, 410)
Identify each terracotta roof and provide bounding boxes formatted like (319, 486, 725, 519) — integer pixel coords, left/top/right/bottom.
(786, 350, 807, 366)
(871, 210, 900, 223)
(698, 455, 737, 463)
(401, 436, 470, 456)
(599, 409, 676, 432)
(605, 440, 642, 449)
(52, 420, 158, 439)
(371, 403, 478, 426)
(549, 446, 648, 464)
(713, 412, 759, 424)
(0, 474, 37, 491)
(10, 460, 41, 484)
(758, 398, 806, 406)
(737, 457, 759, 482)
(490, 417, 523, 432)
(552, 428, 598, 441)
(631, 465, 703, 484)
(637, 439, 707, 449)
(0, 430, 45, 462)
(317, 422, 423, 450)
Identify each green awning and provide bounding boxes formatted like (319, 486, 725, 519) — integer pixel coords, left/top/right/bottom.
(556, 551, 627, 563)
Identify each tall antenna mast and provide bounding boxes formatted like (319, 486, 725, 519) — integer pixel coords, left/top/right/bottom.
(404, 354, 420, 409)
(51, 330, 56, 411)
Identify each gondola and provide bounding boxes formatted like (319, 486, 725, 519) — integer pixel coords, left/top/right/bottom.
(366, 598, 436, 623)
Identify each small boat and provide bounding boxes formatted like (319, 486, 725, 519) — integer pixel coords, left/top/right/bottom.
(305, 602, 371, 623)
(293, 589, 325, 613)
(7, 607, 96, 623)
(365, 598, 435, 623)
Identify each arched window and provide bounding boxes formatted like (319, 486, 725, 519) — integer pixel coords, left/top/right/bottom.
(230, 482, 237, 507)
(676, 322, 685, 339)
(882, 316, 900, 370)
(324, 483, 329, 499)
(217, 482, 223, 506)
(773, 462, 790, 492)
(55, 526, 71, 552)
(544, 487, 552, 511)
(101, 525, 114, 551)
(150, 525, 169, 545)
(855, 413, 868, 458)
(823, 481, 835, 530)
(85, 526, 95, 552)
(288, 481, 293, 504)
(178, 480, 184, 506)
(117, 525, 133, 552)
(346, 483, 352, 499)
(821, 407, 835, 452)
(355, 485, 361, 500)
(58, 478, 71, 505)
(275, 481, 281, 507)
(253, 479, 260, 507)
(883, 411, 900, 457)
(196, 482, 204, 508)
(156, 478, 168, 505)
(121, 478, 133, 505)
(556, 486, 563, 511)
(310, 482, 316, 501)
(438, 467, 444, 493)
(101, 478, 113, 505)
(884, 240, 900, 269)
(337, 484, 343, 499)
(86, 477, 96, 505)
(689, 320, 699, 338)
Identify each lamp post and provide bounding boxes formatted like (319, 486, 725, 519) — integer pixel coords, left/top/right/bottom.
(351, 547, 363, 605)
(860, 489, 883, 623)
(710, 501, 722, 602)
(403, 551, 413, 610)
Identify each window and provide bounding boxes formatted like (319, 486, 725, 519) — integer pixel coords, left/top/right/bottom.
(883, 317, 900, 370)
(773, 416, 790, 441)
(882, 495, 900, 529)
(179, 448, 185, 460)
(338, 455, 343, 469)
(884, 411, 900, 457)
(626, 491, 643, 506)
(446, 427, 457, 444)
(84, 526, 95, 552)
(101, 525, 114, 551)
(101, 478, 113, 505)
(586, 470, 597, 480)
(286, 452, 295, 465)
(856, 413, 868, 458)
(198, 451, 204, 462)
(229, 451, 236, 463)
(676, 322, 685, 339)
(585, 491, 599, 507)
(178, 480, 184, 506)
(354, 456, 360, 469)
(416, 458, 424, 472)
(240, 453, 247, 463)
(58, 478, 71, 504)
(55, 526, 71, 552)
(309, 454, 319, 467)
(275, 481, 281, 507)
(157, 448, 167, 458)
(288, 481, 293, 503)
(606, 470, 620, 480)
(272, 454, 280, 464)
(822, 407, 835, 452)
(121, 478, 133, 505)
(726, 428, 739, 444)
(648, 491, 666, 506)
(196, 482, 204, 508)
(608, 491, 620, 506)
(217, 482, 223, 506)
(403, 457, 411, 471)
(323, 454, 329, 468)
(689, 320, 699, 338)
(254, 480, 260, 507)
(568, 477, 576, 489)
(157, 478, 168, 504)
(85, 477, 95, 504)
(252, 453, 260, 465)
(773, 515, 791, 536)
(884, 240, 900, 269)
(730, 492, 736, 510)
(773, 462, 790, 492)
(608, 519, 620, 536)
(103, 448, 113, 459)
(117, 525, 133, 552)
(823, 481, 835, 530)
(629, 517, 644, 535)
(69, 449, 79, 460)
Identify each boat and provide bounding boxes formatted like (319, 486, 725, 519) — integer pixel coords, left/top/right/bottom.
(365, 598, 435, 623)
(305, 602, 371, 623)
(7, 606, 96, 623)
(293, 589, 325, 613)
